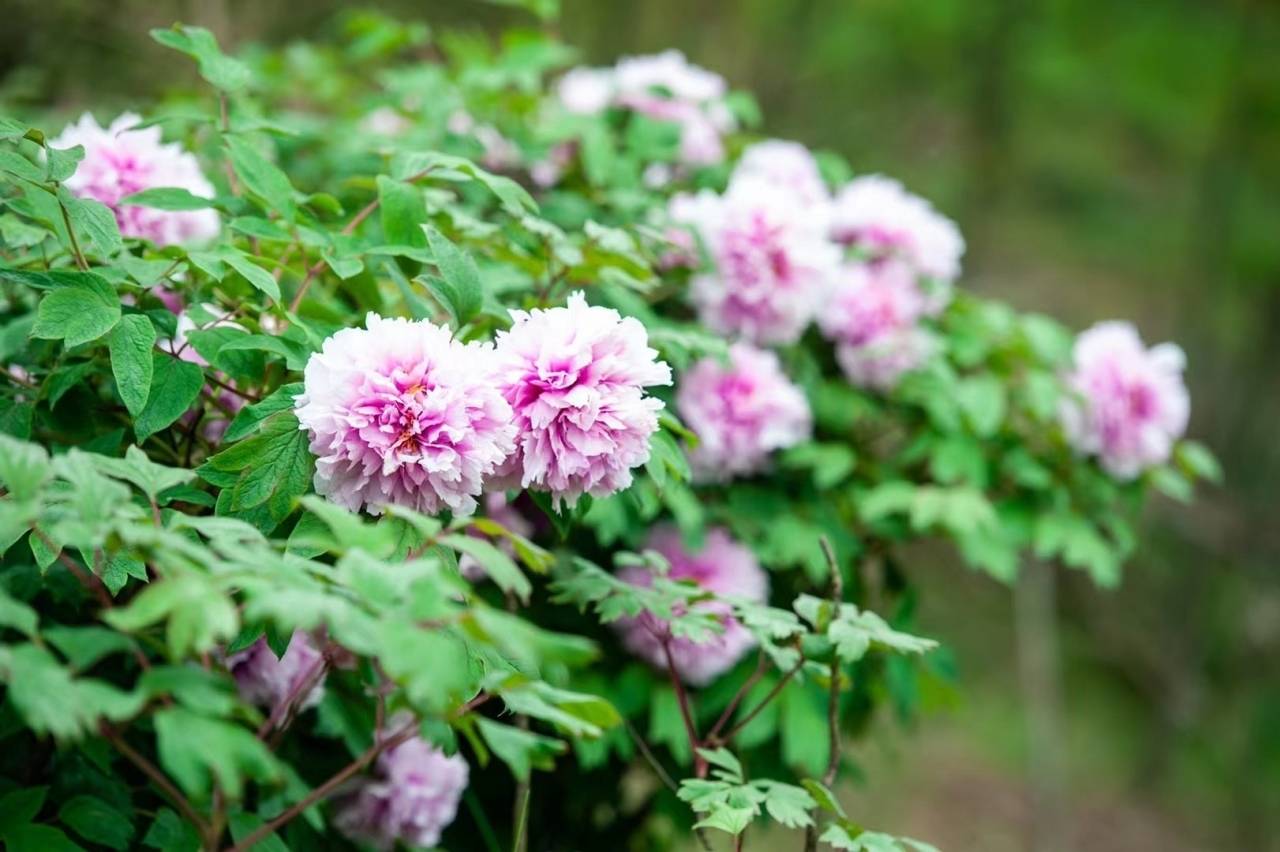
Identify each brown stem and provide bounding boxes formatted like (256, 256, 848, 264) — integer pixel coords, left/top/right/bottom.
(225, 721, 418, 852)
(714, 657, 804, 744)
(56, 197, 90, 270)
(623, 718, 678, 792)
(286, 167, 433, 315)
(39, 530, 112, 608)
(102, 723, 210, 843)
(661, 637, 706, 778)
(804, 537, 844, 852)
(706, 650, 768, 742)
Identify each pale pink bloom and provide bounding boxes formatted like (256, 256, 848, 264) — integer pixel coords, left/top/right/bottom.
(614, 50, 727, 105)
(529, 142, 576, 188)
(835, 328, 937, 391)
(458, 492, 535, 582)
(226, 632, 325, 721)
(556, 66, 615, 115)
(677, 343, 811, 480)
(672, 176, 840, 344)
(362, 106, 411, 137)
(1060, 321, 1190, 479)
(816, 261, 928, 349)
(616, 527, 768, 685)
(733, 139, 829, 206)
(492, 292, 672, 508)
(160, 307, 247, 442)
(295, 314, 516, 516)
(49, 112, 219, 247)
(335, 714, 469, 851)
(830, 175, 964, 283)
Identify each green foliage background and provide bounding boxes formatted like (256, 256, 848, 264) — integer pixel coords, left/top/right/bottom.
(2, 1, 1276, 848)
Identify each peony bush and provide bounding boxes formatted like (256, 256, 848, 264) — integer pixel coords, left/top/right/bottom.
(0, 11, 1218, 852)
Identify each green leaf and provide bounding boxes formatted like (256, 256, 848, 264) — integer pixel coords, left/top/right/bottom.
(0, 433, 51, 499)
(4, 824, 85, 852)
(440, 533, 531, 601)
(109, 315, 157, 416)
(225, 137, 295, 219)
(154, 707, 281, 798)
(43, 625, 139, 671)
(421, 226, 483, 326)
(122, 187, 217, 211)
(62, 190, 123, 257)
(134, 354, 203, 442)
(142, 808, 200, 851)
(1175, 440, 1222, 484)
(58, 794, 134, 851)
(0, 587, 38, 637)
(477, 717, 566, 781)
(222, 383, 303, 442)
(376, 175, 428, 248)
(105, 575, 238, 658)
(91, 444, 195, 500)
(46, 144, 85, 182)
(226, 813, 288, 852)
(199, 411, 314, 531)
(0, 787, 48, 833)
(150, 25, 251, 91)
(221, 250, 280, 301)
(31, 273, 120, 347)
(0, 644, 146, 741)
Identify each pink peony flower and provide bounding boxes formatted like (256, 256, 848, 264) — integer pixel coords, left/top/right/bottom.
(816, 261, 929, 349)
(459, 492, 535, 582)
(672, 176, 840, 344)
(492, 292, 672, 508)
(614, 50, 728, 105)
(830, 175, 964, 283)
(335, 715, 469, 851)
(49, 112, 219, 247)
(616, 527, 768, 685)
(556, 66, 616, 115)
(732, 139, 829, 206)
(226, 632, 325, 720)
(676, 343, 811, 480)
(835, 328, 937, 391)
(295, 314, 516, 516)
(1060, 321, 1190, 479)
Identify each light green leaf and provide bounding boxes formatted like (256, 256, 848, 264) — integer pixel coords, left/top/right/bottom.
(422, 226, 483, 326)
(150, 25, 251, 91)
(225, 137, 295, 219)
(109, 315, 157, 416)
(31, 273, 120, 347)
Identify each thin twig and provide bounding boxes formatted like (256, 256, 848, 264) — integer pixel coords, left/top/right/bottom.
(225, 720, 418, 852)
(714, 656, 804, 744)
(258, 654, 330, 739)
(661, 637, 706, 778)
(623, 718, 679, 793)
(38, 530, 112, 608)
(57, 198, 90, 271)
(102, 723, 210, 842)
(804, 537, 845, 852)
(706, 650, 768, 742)
(511, 783, 532, 852)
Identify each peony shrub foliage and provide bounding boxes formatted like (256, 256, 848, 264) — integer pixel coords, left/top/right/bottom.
(0, 10, 1218, 852)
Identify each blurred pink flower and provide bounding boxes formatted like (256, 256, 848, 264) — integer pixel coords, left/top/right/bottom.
(492, 292, 672, 508)
(732, 139, 829, 205)
(50, 112, 219, 247)
(676, 343, 811, 480)
(616, 526, 768, 685)
(835, 328, 937, 391)
(226, 632, 325, 721)
(335, 714, 469, 850)
(295, 314, 516, 516)
(1060, 321, 1190, 479)
(817, 261, 928, 348)
(672, 176, 840, 345)
(830, 175, 964, 283)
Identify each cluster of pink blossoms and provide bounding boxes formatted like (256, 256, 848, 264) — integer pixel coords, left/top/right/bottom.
(676, 343, 811, 480)
(616, 527, 769, 685)
(296, 294, 671, 515)
(226, 632, 326, 722)
(335, 715, 469, 850)
(670, 138, 964, 391)
(50, 112, 219, 247)
(671, 173, 840, 345)
(557, 50, 737, 167)
(1060, 321, 1190, 479)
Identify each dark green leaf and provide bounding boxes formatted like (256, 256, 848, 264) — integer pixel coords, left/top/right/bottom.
(31, 273, 120, 347)
(109, 315, 157, 416)
(134, 354, 203, 442)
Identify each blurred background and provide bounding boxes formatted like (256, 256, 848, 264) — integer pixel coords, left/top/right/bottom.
(3, 1, 1278, 849)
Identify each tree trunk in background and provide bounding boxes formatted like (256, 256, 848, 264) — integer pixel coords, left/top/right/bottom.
(1016, 560, 1068, 852)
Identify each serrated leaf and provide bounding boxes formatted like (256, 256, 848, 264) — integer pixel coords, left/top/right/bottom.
(421, 226, 483, 326)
